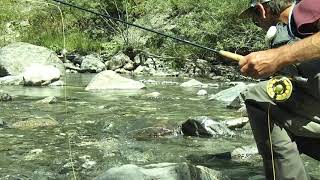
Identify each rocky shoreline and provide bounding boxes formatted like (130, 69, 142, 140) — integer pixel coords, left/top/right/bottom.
(0, 42, 250, 87)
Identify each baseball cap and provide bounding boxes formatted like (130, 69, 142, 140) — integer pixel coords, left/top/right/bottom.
(239, 0, 272, 18)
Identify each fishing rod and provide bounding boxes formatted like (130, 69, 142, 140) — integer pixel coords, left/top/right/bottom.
(49, 0, 244, 62)
(49, 0, 308, 102)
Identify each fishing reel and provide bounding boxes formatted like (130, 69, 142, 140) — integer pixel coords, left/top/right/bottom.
(266, 76, 293, 102)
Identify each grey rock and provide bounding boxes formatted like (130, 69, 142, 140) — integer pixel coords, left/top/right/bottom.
(0, 75, 23, 85)
(49, 80, 64, 86)
(106, 53, 130, 71)
(181, 116, 234, 137)
(185, 59, 212, 77)
(127, 127, 173, 140)
(227, 95, 244, 109)
(231, 145, 259, 161)
(0, 42, 64, 77)
(95, 162, 229, 180)
(85, 70, 145, 91)
(10, 117, 59, 129)
(223, 117, 249, 130)
(207, 83, 220, 88)
(197, 89, 208, 96)
(0, 118, 6, 127)
(115, 68, 130, 74)
(210, 76, 227, 81)
(180, 79, 207, 88)
(0, 92, 12, 101)
(248, 175, 266, 180)
(64, 62, 83, 72)
(134, 53, 145, 66)
(237, 106, 248, 117)
(209, 83, 254, 102)
(95, 137, 121, 158)
(133, 65, 149, 75)
(66, 53, 82, 65)
(22, 64, 61, 86)
(144, 92, 161, 98)
(123, 61, 135, 71)
(80, 54, 105, 73)
(35, 96, 57, 104)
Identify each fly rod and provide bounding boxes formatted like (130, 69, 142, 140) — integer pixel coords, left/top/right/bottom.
(50, 0, 244, 62)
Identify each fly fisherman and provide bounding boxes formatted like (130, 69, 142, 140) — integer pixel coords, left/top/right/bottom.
(239, 0, 320, 179)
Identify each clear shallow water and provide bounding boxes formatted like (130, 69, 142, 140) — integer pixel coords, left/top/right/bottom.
(0, 74, 319, 180)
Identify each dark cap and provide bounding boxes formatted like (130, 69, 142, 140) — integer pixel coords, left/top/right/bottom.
(239, 0, 271, 18)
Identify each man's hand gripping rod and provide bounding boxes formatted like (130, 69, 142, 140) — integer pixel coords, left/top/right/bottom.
(214, 52, 296, 102)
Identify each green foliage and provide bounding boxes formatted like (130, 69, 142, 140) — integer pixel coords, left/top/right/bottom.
(1, 0, 267, 67)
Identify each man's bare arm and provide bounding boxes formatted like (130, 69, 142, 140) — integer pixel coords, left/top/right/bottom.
(239, 32, 320, 78)
(283, 32, 320, 64)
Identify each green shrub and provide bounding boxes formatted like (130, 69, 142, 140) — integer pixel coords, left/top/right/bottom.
(1, 0, 267, 67)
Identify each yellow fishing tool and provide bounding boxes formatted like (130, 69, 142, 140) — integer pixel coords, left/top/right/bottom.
(266, 76, 293, 102)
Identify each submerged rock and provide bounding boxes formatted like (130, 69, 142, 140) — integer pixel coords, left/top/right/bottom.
(197, 89, 208, 96)
(0, 118, 6, 127)
(127, 127, 174, 140)
(186, 144, 259, 163)
(35, 96, 57, 104)
(180, 79, 207, 88)
(10, 117, 59, 130)
(231, 145, 259, 161)
(144, 92, 161, 98)
(49, 80, 64, 86)
(95, 162, 230, 180)
(181, 116, 234, 137)
(24, 149, 43, 161)
(85, 70, 145, 91)
(0, 92, 12, 101)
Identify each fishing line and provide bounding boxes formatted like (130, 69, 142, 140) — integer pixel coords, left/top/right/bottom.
(49, 1, 282, 178)
(49, 0, 245, 62)
(49, 0, 220, 53)
(267, 103, 276, 180)
(24, 0, 76, 179)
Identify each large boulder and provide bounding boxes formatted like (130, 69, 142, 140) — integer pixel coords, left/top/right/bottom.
(85, 70, 145, 91)
(95, 162, 229, 180)
(0, 42, 64, 77)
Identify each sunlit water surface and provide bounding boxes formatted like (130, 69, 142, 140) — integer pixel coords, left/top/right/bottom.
(0, 74, 319, 180)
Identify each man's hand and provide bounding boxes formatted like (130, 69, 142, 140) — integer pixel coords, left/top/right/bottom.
(239, 49, 284, 79)
(239, 33, 320, 79)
